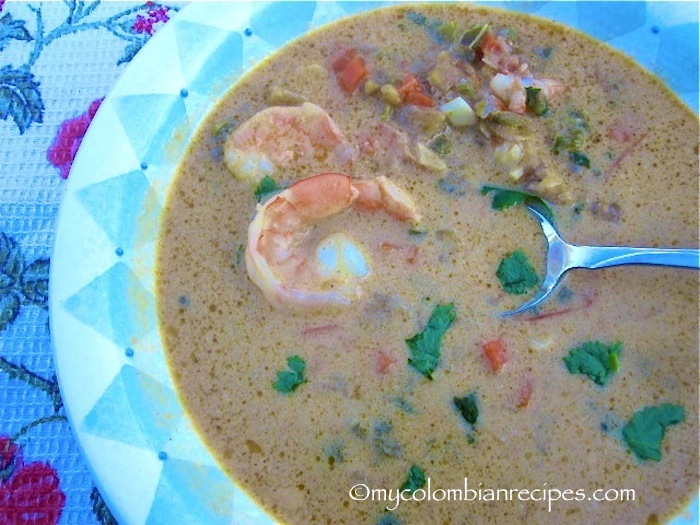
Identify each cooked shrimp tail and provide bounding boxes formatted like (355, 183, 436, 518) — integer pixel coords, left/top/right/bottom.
(224, 103, 354, 187)
(246, 172, 419, 309)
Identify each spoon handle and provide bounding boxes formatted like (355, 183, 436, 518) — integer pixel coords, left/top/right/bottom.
(570, 246, 700, 270)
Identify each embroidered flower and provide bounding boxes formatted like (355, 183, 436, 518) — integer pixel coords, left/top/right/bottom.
(0, 436, 65, 525)
(46, 98, 103, 179)
(132, 6, 170, 36)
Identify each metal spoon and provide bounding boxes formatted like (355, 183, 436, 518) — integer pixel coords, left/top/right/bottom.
(503, 205, 700, 317)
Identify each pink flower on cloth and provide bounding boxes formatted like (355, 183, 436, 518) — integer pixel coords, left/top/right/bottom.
(132, 5, 170, 35)
(46, 98, 103, 179)
(0, 437, 65, 525)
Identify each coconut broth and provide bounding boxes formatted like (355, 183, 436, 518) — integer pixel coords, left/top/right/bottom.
(157, 4, 699, 524)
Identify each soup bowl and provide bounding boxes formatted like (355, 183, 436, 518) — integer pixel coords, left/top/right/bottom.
(50, 2, 699, 524)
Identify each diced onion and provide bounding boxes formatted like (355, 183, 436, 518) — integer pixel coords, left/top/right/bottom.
(528, 336, 554, 353)
(440, 97, 477, 127)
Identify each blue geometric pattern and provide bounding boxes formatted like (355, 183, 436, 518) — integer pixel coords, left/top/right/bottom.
(577, 1, 647, 40)
(112, 94, 188, 165)
(175, 22, 244, 97)
(147, 460, 236, 525)
(49, 2, 698, 524)
(63, 263, 155, 348)
(658, 22, 700, 95)
(76, 170, 159, 250)
(80, 365, 182, 451)
(250, 2, 317, 46)
(186, 31, 244, 97)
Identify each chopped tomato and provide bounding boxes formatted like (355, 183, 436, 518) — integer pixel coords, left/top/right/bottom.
(374, 349, 397, 375)
(398, 73, 435, 107)
(332, 49, 368, 95)
(405, 90, 436, 107)
(477, 31, 502, 55)
(527, 290, 597, 322)
(482, 338, 507, 373)
(405, 245, 419, 264)
(397, 73, 421, 98)
(515, 378, 533, 409)
(380, 243, 420, 264)
(301, 324, 342, 338)
(331, 48, 357, 73)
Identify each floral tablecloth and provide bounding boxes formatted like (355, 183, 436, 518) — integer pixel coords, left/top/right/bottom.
(0, 2, 183, 523)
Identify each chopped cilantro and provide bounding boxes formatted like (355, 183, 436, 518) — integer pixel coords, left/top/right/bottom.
(272, 355, 307, 394)
(406, 303, 456, 379)
(496, 250, 539, 295)
(525, 86, 548, 116)
(439, 173, 469, 196)
(430, 135, 452, 155)
(372, 420, 402, 458)
(535, 46, 553, 59)
(454, 393, 479, 425)
(552, 111, 590, 169)
(405, 11, 428, 27)
(569, 150, 591, 168)
(480, 185, 554, 221)
(254, 175, 282, 203)
(459, 23, 490, 49)
(405, 11, 444, 43)
(212, 121, 237, 140)
(552, 135, 567, 155)
(400, 465, 426, 494)
(622, 404, 685, 461)
(563, 340, 622, 386)
(325, 442, 345, 466)
(233, 243, 245, 266)
(553, 132, 586, 154)
(437, 20, 460, 43)
(392, 396, 415, 414)
(377, 513, 402, 525)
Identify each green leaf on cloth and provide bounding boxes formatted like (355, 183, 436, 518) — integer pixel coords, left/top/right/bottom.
(0, 13, 32, 52)
(0, 292, 21, 332)
(117, 39, 146, 65)
(0, 66, 45, 134)
(91, 487, 118, 525)
(21, 258, 50, 308)
(0, 232, 24, 292)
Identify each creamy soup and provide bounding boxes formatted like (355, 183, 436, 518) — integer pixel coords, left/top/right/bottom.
(156, 4, 698, 524)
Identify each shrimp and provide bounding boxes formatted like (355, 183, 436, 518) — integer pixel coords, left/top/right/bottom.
(489, 73, 527, 114)
(357, 123, 447, 173)
(477, 26, 565, 116)
(246, 172, 420, 309)
(489, 73, 566, 115)
(223, 102, 355, 186)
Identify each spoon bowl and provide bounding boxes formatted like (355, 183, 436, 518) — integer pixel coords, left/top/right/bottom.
(503, 205, 700, 317)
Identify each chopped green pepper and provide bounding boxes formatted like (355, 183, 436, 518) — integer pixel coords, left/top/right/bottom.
(525, 86, 548, 116)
